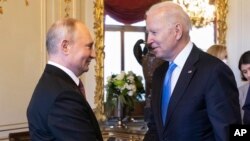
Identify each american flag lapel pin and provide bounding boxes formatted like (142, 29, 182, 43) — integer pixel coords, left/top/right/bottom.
(188, 70, 192, 74)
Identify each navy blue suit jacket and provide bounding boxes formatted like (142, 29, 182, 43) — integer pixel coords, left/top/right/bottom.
(27, 64, 103, 141)
(144, 45, 241, 141)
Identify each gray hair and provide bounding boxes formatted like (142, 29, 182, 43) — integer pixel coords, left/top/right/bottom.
(146, 1, 192, 34)
(46, 18, 80, 54)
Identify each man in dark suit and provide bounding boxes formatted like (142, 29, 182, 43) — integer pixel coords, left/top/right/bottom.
(27, 18, 103, 141)
(143, 2, 241, 141)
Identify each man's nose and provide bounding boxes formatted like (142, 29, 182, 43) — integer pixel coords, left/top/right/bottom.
(147, 34, 153, 45)
(91, 49, 96, 59)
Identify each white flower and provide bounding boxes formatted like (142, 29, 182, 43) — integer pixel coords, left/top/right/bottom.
(128, 71, 134, 75)
(105, 71, 145, 110)
(128, 91, 134, 96)
(115, 71, 125, 80)
(127, 75, 135, 83)
(131, 85, 137, 93)
(125, 84, 133, 90)
(107, 76, 112, 82)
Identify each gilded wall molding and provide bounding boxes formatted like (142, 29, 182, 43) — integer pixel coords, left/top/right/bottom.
(216, 0, 228, 45)
(0, 0, 29, 15)
(93, 0, 105, 121)
(64, 0, 72, 17)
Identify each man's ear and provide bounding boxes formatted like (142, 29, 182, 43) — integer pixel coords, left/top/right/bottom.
(61, 40, 70, 54)
(175, 23, 183, 40)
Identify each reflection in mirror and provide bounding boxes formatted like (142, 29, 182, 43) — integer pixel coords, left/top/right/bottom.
(93, 0, 229, 121)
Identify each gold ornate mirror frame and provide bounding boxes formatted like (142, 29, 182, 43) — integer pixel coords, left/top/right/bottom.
(93, 0, 228, 121)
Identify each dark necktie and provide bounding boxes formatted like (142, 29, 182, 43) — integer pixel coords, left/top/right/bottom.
(162, 62, 177, 125)
(78, 79, 86, 98)
(243, 84, 250, 124)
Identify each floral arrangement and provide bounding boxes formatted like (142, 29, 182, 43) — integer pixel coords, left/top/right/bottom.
(105, 71, 145, 116)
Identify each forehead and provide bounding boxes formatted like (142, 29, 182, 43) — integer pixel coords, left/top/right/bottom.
(147, 9, 166, 22)
(241, 64, 250, 70)
(74, 23, 93, 42)
(146, 11, 167, 29)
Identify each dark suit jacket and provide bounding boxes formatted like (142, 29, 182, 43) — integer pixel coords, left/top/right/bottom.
(27, 64, 103, 141)
(243, 84, 250, 124)
(144, 45, 241, 141)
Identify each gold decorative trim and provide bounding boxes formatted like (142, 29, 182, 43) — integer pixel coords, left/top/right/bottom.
(0, 0, 7, 14)
(25, 0, 29, 6)
(0, 0, 29, 15)
(93, 0, 105, 121)
(215, 0, 228, 44)
(64, 0, 72, 18)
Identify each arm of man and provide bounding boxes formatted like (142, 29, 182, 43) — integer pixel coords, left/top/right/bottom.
(143, 108, 160, 141)
(48, 91, 100, 141)
(206, 63, 241, 141)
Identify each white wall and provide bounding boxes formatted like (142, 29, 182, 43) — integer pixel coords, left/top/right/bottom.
(0, 0, 46, 140)
(0, 0, 96, 140)
(227, 0, 250, 87)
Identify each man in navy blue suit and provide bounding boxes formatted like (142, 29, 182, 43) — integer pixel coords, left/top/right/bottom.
(27, 18, 103, 141)
(143, 1, 241, 141)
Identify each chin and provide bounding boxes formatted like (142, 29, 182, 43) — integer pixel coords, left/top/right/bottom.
(155, 53, 162, 59)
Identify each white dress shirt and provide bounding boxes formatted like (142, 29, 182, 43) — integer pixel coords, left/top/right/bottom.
(170, 41, 193, 94)
(48, 61, 80, 86)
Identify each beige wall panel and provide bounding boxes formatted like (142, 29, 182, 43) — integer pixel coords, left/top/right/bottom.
(0, 0, 46, 139)
(227, 0, 250, 87)
(80, 0, 96, 108)
(0, 0, 98, 139)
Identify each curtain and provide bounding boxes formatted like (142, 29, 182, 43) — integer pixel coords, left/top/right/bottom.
(105, 0, 160, 24)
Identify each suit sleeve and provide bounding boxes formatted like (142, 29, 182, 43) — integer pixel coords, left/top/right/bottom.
(143, 65, 164, 141)
(47, 90, 99, 141)
(205, 63, 241, 141)
(143, 106, 159, 141)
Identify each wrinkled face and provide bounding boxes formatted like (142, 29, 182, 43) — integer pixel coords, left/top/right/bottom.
(67, 24, 95, 76)
(241, 63, 250, 81)
(146, 11, 178, 61)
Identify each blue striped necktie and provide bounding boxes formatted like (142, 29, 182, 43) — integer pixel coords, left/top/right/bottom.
(162, 62, 177, 125)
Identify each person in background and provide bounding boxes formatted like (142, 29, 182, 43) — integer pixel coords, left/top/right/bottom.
(238, 51, 250, 124)
(207, 44, 228, 63)
(27, 18, 103, 141)
(143, 1, 241, 141)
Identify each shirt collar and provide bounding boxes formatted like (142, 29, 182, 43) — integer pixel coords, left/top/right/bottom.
(48, 61, 79, 85)
(173, 41, 193, 68)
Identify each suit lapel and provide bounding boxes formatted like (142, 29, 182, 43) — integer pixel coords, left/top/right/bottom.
(163, 46, 200, 130)
(45, 64, 76, 85)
